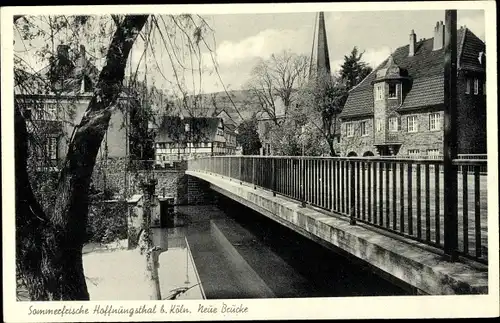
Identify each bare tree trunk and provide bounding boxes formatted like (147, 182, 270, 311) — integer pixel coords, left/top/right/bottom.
(327, 137, 338, 157)
(15, 15, 148, 301)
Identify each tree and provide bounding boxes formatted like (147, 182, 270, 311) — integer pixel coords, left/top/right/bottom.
(236, 115, 261, 155)
(245, 50, 309, 125)
(339, 46, 373, 91)
(295, 75, 348, 157)
(15, 15, 149, 301)
(14, 13, 217, 301)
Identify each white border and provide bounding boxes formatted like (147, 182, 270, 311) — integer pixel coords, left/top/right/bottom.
(2, 1, 498, 321)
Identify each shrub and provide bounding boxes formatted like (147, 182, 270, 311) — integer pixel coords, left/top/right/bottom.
(86, 200, 128, 244)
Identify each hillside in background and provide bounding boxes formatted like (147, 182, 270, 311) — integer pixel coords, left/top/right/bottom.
(169, 89, 263, 124)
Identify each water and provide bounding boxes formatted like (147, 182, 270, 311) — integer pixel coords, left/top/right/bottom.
(153, 195, 410, 299)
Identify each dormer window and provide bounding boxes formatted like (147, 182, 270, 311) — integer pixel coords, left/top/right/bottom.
(465, 79, 471, 94)
(388, 83, 398, 99)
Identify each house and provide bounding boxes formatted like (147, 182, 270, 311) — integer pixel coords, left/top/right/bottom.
(152, 115, 227, 166)
(14, 44, 135, 166)
(15, 44, 147, 198)
(224, 122, 238, 155)
(339, 22, 486, 157)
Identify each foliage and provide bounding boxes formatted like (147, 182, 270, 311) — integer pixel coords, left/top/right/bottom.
(236, 116, 262, 155)
(294, 75, 348, 156)
(86, 200, 128, 244)
(339, 47, 373, 91)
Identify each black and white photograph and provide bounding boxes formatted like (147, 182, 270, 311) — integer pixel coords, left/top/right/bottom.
(1, 1, 498, 321)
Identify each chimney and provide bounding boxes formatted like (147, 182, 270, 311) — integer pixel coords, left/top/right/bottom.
(409, 29, 416, 56)
(433, 21, 445, 50)
(57, 44, 70, 60)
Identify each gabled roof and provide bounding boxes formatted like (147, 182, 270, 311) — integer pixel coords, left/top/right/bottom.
(154, 115, 223, 143)
(15, 46, 99, 96)
(340, 28, 485, 119)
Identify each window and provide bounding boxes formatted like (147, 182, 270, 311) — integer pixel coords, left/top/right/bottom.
(388, 117, 399, 132)
(474, 78, 479, 95)
(375, 83, 384, 101)
(465, 78, 471, 94)
(42, 103, 57, 121)
(346, 123, 354, 137)
(429, 113, 441, 131)
(427, 149, 440, 159)
(376, 119, 383, 132)
(407, 116, 418, 133)
(408, 149, 420, 157)
(45, 137, 58, 160)
(360, 121, 368, 136)
(388, 83, 398, 99)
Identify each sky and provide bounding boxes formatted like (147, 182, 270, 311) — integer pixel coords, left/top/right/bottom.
(191, 9, 485, 93)
(14, 9, 485, 96)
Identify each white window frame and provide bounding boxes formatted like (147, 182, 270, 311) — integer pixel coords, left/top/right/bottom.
(376, 119, 383, 132)
(465, 78, 471, 94)
(346, 122, 354, 137)
(427, 149, 440, 159)
(375, 83, 384, 101)
(408, 149, 420, 157)
(474, 78, 479, 95)
(360, 121, 368, 136)
(388, 117, 399, 132)
(388, 83, 398, 99)
(429, 113, 441, 131)
(45, 137, 58, 160)
(407, 115, 418, 133)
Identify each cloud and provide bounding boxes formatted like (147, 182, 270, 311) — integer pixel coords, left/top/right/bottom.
(210, 27, 311, 67)
(362, 46, 392, 68)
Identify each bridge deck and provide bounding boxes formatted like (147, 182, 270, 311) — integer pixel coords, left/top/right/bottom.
(186, 170, 488, 295)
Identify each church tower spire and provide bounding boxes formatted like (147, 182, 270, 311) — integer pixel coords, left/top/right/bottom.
(315, 12, 331, 82)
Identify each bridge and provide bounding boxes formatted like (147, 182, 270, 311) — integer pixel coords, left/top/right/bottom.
(186, 155, 488, 295)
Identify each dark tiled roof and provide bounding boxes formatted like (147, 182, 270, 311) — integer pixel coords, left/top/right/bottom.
(154, 116, 222, 143)
(15, 49, 99, 96)
(340, 28, 485, 118)
(400, 76, 443, 110)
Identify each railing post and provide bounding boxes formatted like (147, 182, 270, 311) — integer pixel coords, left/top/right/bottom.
(272, 158, 277, 196)
(350, 159, 356, 225)
(252, 157, 256, 189)
(228, 157, 232, 181)
(239, 157, 242, 184)
(300, 157, 306, 208)
(443, 9, 458, 261)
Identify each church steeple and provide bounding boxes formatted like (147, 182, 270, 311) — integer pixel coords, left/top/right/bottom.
(315, 12, 331, 82)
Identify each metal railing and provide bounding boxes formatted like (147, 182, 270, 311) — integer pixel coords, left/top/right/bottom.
(188, 156, 488, 264)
